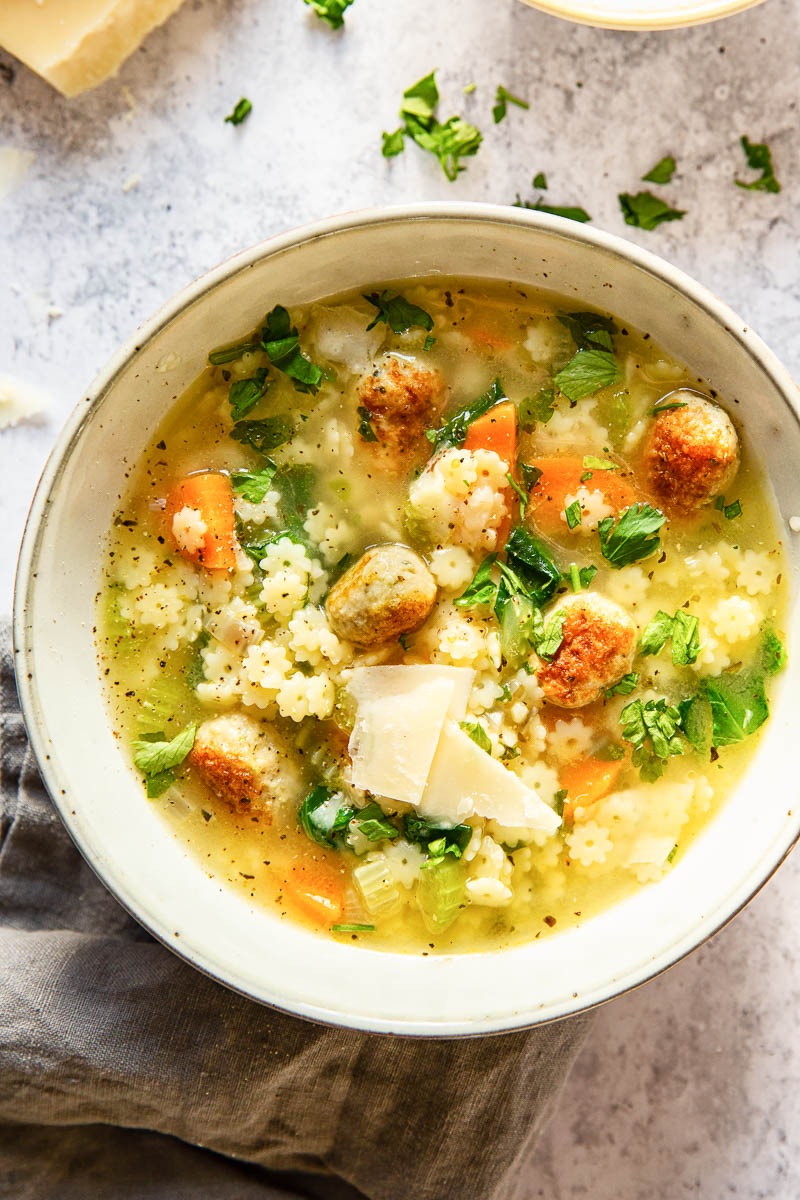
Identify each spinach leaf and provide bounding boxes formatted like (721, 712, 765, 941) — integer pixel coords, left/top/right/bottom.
(518, 385, 555, 429)
(298, 785, 355, 849)
(230, 416, 294, 454)
(702, 671, 769, 747)
(504, 525, 561, 605)
(554, 348, 619, 401)
(454, 554, 498, 608)
(364, 290, 434, 335)
(232, 462, 277, 503)
(228, 368, 271, 420)
(426, 377, 506, 452)
(260, 305, 325, 394)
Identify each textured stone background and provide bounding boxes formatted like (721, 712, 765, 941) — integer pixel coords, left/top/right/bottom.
(1, 0, 798, 1195)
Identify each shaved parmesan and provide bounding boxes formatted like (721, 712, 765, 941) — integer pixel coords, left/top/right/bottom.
(0, 374, 48, 429)
(419, 722, 561, 834)
(347, 665, 474, 722)
(0, 147, 34, 203)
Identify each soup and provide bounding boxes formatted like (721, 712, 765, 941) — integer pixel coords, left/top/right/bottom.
(98, 279, 788, 954)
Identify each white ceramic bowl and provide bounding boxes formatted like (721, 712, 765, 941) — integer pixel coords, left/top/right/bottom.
(14, 204, 800, 1036)
(516, 0, 764, 30)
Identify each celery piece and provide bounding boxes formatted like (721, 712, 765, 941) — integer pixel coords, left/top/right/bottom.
(104, 585, 135, 653)
(595, 388, 631, 450)
(353, 856, 401, 917)
(416, 857, 466, 934)
(135, 668, 195, 735)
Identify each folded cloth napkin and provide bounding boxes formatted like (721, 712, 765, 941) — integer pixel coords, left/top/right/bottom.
(0, 624, 592, 1200)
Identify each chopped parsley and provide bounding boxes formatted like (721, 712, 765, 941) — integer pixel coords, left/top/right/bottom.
(521, 463, 543, 490)
(534, 610, 565, 661)
(618, 191, 686, 231)
(232, 462, 277, 503)
(532, 171, 547, 189)
(597, 503, 665, 569)
(514, 196, 591, 223)
(228, 368, 271, 420)
(132, 724, 197, 798)
(606, 672, 639, 698)
(426, 377, 506, 452)
(230, 415, 294, 454)
(260, 305, 325, 394)
(383, 70, 483, 181)
(356, 405, 379, 442)
(563, 563, 597, 592)
(678, 694, 713, 756)
(582, 454, 619, 471)
(224, 98, 252, 126)
(207, 338, 260, 366)
(642, 155, 676, 184)
(364, 290, 434, 335)
(760, 627, 787, 677)
(303, 0, 354, 29)
(404, 814, 471, 860)
(460, 720, 492, 754)
(735, 135, 780, 194)
(298, 786, 355, 848)
(640, 608, 700, 665)
(186, 631, 210, 690)
(555, 348, 620, 402)
(352, 802, 400, 842)
(518, 385, 555, 429)
(715, 495, 742, 520)
(564, 499, 582, 529)
(558, 311, 617, 352)
(493, 84, 529, 124)
(620, 698, 684, 782)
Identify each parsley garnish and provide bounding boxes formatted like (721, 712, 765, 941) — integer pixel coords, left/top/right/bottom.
(558, 311, 617, 351)
(620, 698, 684, 781)
(618, 192, 686, 231)
(521, 463, 543, 490)
(583, 454, 619, 471)
(553, 788, 567, 818)
(303, 0, 354, 29)
(702, 670, 769, 746)
(260, 305, 325, 394)
(518, 385, 555, 429)
(714, 495, 742, 520)
(383, 70, 483, 181)
(606, 672, 639, 697)
(735, 135, 780, 193)
(454, 553, 497, 608)
(555, 349, 620, 401)
(564, 500, 582, 530)
(493, 84, 529, 124)
(232, 462, 277, 503)
(426, 377, 506, 452)
(563, 563, 597, 592)
(534, 610, 565, 660)
(230, 415, 294, 454)
(514, 196, 591, 223)
(186, 632, 210, 690)
(352, 802, 401, 842)
(642, 155, 676, 184)
(597, 503, 665, 569)
(225, 98, 252, 126)
(364, 290, 434, 335)
(356, 406, 379, 442)
(298, 786, 356, 849)
(760, 627, 787, 677)
(532, 171, 547, 189)
(460, 721, 492, 754)
(208, 338, 259, 366)
(133, 724, 197, 798)
(228, 368, 271, 420)
(678, 694, 713, 756)
(640, 608, 700, 665)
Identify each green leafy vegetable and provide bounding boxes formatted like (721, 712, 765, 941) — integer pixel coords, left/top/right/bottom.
(364, 290, 434, 335)
(332, 924, 375, 933)
(496, 582, 538, 669)
(298, 785, 355, 848)
(460, 721, 492, 754)
(714, 495, 742, 520)
(606, 672, 639, 698)
(520, 463, 543, 490)
(225, 98, 252, 126)
(678, 694, 713, 756)
(260, 305, 325, 394)
(518, 385, 555, 429)
(597, 503, 665, 569)
(558, 311, 617, 352)
(583, 455, 620, 471)
(454, 554, 498, 609)
(564, 500, 582, 530)
(514, 196, 591, 223)
(618, 191, 686, 231)
(505, 526, 561, 605)
(132, 724, 197, 797)
(702, 671, 769, 747)
(228, 368, 271, 420)
(639, 610, 677, 656)
(506, 472, 528, 517)
(553, 788, 567, 818)
(620, 698, 684, 781)
(273, 464, 316, 523)
(735, 135, 780, 194)
(640, 608, 700, 665)
(186, 631, 210, 690)
(403, 814, 472, 858)
(381, 128, 405, 157)
(555, 349, 620, 401)
(351, 802, 400, 843)
(356, 405, 379, 442)
(232, 462, 277, 503)
(426, 377, 506, 453)
(760, 627, 787, 677)
(532, 171, 547, 189)
(650, 399, 688, 415)
(230, 415, 294, 454)
(642, 155, 676, 184)
(534, 610, 565, 661)
(565, 562, 597, 592)
(208, 339, 260, 366)
(416, 856, 466, 931)
(303, 0, 354, 29)
(383, 70, 483, 181)
(493, 84, 529, 124)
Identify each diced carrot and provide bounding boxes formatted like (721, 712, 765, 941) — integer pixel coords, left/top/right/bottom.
(465, 324, 513, 351)
(560, 755, 625, 822)
(284, 861, 345, 927)
(525, 455, 640, 537)
(464, 400, 517, 465)
(166, 471, 237, 572)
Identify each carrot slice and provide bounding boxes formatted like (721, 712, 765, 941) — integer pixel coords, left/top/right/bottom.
(167, 471, 237, 572)
(464, 400, 517, 465)
(526, 455, 639, 537)
(465, 324, 513, 351)
(560, 755, 625, 823)
(285, 861, 345, 927)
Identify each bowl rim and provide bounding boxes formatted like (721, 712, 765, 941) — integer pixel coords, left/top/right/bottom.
(517, 0, 764, 30)
(13, 202, 800, 1036)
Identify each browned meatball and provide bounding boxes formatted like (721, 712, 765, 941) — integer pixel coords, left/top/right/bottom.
(326, 544, 437, 647)
(535, 593, 636, 709)
(642, 392, 739, 516)
(356, 354, 447, 473)
(189, 712, 301, 817)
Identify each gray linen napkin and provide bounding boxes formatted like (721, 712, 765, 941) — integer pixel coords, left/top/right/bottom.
(0, 624, 592, 1200)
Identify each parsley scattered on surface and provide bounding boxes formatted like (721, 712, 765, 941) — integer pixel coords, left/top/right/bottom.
(620, 698, 684, 782)
(760, 627, 787, 677)
(715, 495, 742, 520)
(582, 454, 620, 471)
(640, 608, 700, 666)
(426, 377, 506, 452)
(364, 290, 434, 335)
(564, 499, 582, 530)
(563, 563, 597, 592)
(298, 786, 355, 849)
(520, 462, 543, 490)
(461, 720, 493, 754)
(555, 348, 620, 401)
(493, 84, 529, 124)
(454, 554, 498, 608)
(356, 405, 379, 442)
(532, 171, 547, 189)
(224, 98, 252, 126)
(382, 70, 483, 181)
(678, 694, 713, 756)
(352, 802, 401, 842)
(228, 368, 271, 420)
(558, 311, 616, 352)
(133, 725, 197, 798)
(519, 385, 555, 429)
(303, 0, 354, 28)
(260, 305, 326, 394)
(619, 191, 686, 231)
(642, 155, 676, 184)
(597, 503, 665, 569)
(514, 196, 591, 223)
(186, 632, 210, 690)
(232, 462, 277, 503)
(735, 135, 781, 193)
(230, 415, 294, 454)
(606, 672, 639, 698)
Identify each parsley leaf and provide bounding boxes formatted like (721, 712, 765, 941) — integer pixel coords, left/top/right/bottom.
(356, 406, 379, 442)
(518, 385, 555, 429)
(678, 694, 713, 756)
(639, 610, 674, 656)
(558, 311, 617, 352)
(403, 814, 471, 857)
(493, 84, 529, 124)
(364, 290, 434, 334)
(642, 155, 676, 184)
(714, 495, 742, 520)
(597, 503, 665, 569)
(702, 670, 769, 746)
(230, 415, 294, 454)
(521, 463, 543, 490)
(565, 499, 582, 529)
(186, 631, 210, 690)
(260, 305, 325, 394)
(640, 609, 700, 666)
(514, 196, 591, 223)
(298, 786, 356, 849)
(735, 135, 780, 194)
(133, 724, 197, 796)
(225, 98, 252, 126)
(532, 171, 547, 189)
(564, 563, 597, 592)
(303, 0, 354, 29)
(618, 191, 686, 231)
(228, 368, 271, 420)
(384, 70, 483, 181)
(555, 348, 620, 401)
(760, 627, 787, 677)
(620, 698, 684, 781)
(534, 610, 565, 661)
(460, 721, 492, 753)
(208, 338, 260, 366)
(505, 526, 561, 605)
(382, 128, 405, 158)
(454, 554, 498, 608)
(232, 461, 277, 503)
(426, 377, 506, 452)
(583, 454, 620, 471)
(352, 802, 400, 842)
(606, 672, 639, 698)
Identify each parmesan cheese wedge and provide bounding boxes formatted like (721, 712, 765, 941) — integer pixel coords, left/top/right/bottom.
(347, 665, 473, 723)
(419, 721, 561, 834)
(0, 0, 187, 97)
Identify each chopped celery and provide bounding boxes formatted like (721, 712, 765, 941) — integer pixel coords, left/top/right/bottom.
(353, 856, 401, 916)
(416, 857, 466, 934)
(135, 667, 196, 735)
(595, 388, 631, 450)
(104, 585, 135, 652)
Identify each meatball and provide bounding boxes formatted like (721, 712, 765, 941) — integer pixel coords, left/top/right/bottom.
(535, 592, 636, 709)
(326, 544, 437, 647)
(189, 712, 301, 817)
(642, 392, 739, 515)
(356, 354, 447, 473)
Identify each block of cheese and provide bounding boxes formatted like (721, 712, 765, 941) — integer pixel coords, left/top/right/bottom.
(419, 721, 562, 834)
(0, 0, 187, 97)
